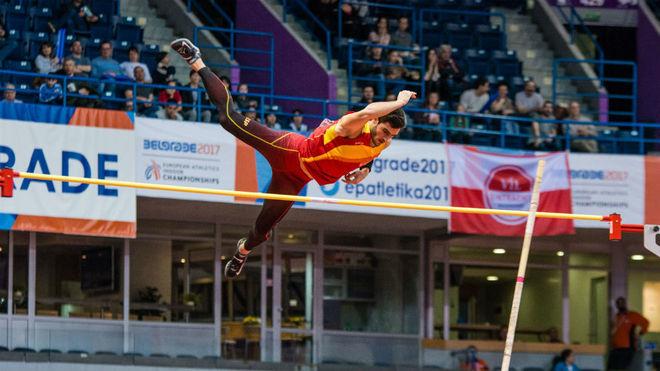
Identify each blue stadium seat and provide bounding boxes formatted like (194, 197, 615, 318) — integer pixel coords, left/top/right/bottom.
(420, 21, 443, 48)
(462, 0, 489, 10)
(598, 129, 616, 153)
(90, 0, 119, 18)
(465, 49, 490, 76)
(28, 32, 54, 60)
(89, 23, 113, 40)
(115, 23, 143, 44)
(462, 13, 490, 26)
(7, 3, 26, 15)
(475, 24, 504, 51)
(37, 0, 60, 9)
(6, 13, 30, 33)
(5, 30, 27, 61)
(445, 23, 473, 50)
(16, 83, 36, 103)
(141, 44, 160, 71)
(85, 38, 103, 60)
(32, 7, 54, 33)
(112, 40, 131, 62)
(617, 130, 641, 154)
(492, 50, 521, 78)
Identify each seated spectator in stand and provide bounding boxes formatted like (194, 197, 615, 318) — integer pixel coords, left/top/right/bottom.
(355, 46, 386, 96)
(385, 92, 397, 101)
(35, 42, 61, 75)
(352, 85, 375, 111)
(288, 108, 308, 133)
(553, 349, 580, 371)
(120, 46, 153, 82)
(459, 78, 490, 113)
(264, 112, 281, 130)
(309, 0, 339, 35)
(66, 40, 91, 76)
(449, 103, 472, 144)
(438, 45, 465, 101)
(425, 48, 441, 95)
(414, 91, 442, 141)
(91, 41, 122, 79)
(181, 70, 211, 122)
(2, 83, 22, 103)
(156, 98, 183, 121)
(219, 75, 232, 91)
(459, 345, 489, 371)
(390, 17, 417, 62)
(39, 74, 63, 105)
(56, 58, 85, 94)
(245, 102, 259, 122)
(158, 80, 182, 112)
(489, 81, 518, 134)
(567, 101, 598, 153)
(0, 22, 17, 65)
(68, 82, 103, 108)
(368, 17, 391, 46)
(50, 0, 99, 33)
(384, 50, 408, 94)
(234, 83, 258, 112)
(546, 326, 563, 343)
(528, 100, 561, 151)
(340, 3, 362, 39)
(124, 66, 158, 117)
(152, 52, 176, 90)
(515, 80, 544, 118)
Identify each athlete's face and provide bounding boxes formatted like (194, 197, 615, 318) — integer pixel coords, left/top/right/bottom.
(371, 121, 400, 147)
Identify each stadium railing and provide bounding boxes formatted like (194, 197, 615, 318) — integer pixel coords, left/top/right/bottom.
(282, 0, 332, 70)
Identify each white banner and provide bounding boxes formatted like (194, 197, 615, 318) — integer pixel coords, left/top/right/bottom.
(0, 120, 135, 236)
(134, 118, 236, 202)
(568, 153, 645, 228)
(304, 140, 450, 218)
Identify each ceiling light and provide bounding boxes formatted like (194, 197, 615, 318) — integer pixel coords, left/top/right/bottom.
(487, 276, 499, 281)
(180, 258, 186, 264)
(631, 255, 645, 261)
(556, 251, 564, 257)
(493, 248, 506, 254)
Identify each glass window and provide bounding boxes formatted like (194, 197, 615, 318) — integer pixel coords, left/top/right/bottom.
(13, 232, 28, 315)
(36, 233, 124, 318)
(448, 265, 561, 342)
(628, 257, 660, 346)
(323, 250, 419, 334)
(324, 231, 418, 250)
(569, 269, 609, 344)
(138, 219, 215, 238)
(450, 246, 562, 266)
(568, 252, 610, 268)
(0, 231, 7, 314)
(277, 229, 317, 245)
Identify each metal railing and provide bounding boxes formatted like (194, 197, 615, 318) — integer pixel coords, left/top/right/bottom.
(347, 41, 425, 103)
(2, 70, 659, 155)
(185, 0, 234, 30)
(552, 58, 637, 123)
(193, 26, 274, 98)
(555, 5, 605, 81)
(339, 1, 416, 42)
(282, 0, 332, 70)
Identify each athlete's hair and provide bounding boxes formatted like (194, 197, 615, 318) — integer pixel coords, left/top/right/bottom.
(378, 108, 406, 128)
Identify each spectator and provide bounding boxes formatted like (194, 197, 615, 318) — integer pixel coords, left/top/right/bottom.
(489, 81, 518, 134)
(158, 80, 182, 112)
(152, 52, 176, 89)
(459, 78, 490, 113)
(608, 297, 649, 371)
(2, 83, 22, 103)
(245, 101, 259, 122)
(414, 91, 442, 141)
(309, 0, 338, 34)
(56, 58, 84, 94)
(181, 70, 211, 122)
(567, 101, 598, 153)
(35, 42, 61, 75)
(91, 41, 122, 79)
(368, 17, 391, 46)
(384, 50, 408, 95)
(384, 92, 397, 101)
(0, 22, 17, 65)
(355, 46, 385, 96)
(424, 48, 441, 95)
(553, 349, 580, 371)
(68, 82, 103, 108)
(219, 75, 232, 90)
(39, 74, 63, 105)
(120, 46, 153, 82)
(50, 0, 99, 33)
(546, 326, 563, 343)
(124, 65, 158, 117)
(438, 44, 465, 101)
(156, 98, 183, 121)
(459, 345, 489, 371)
(234, 83, 257, 112)
(340, 3, 361, 39)
(66, 40, 91, 76)
(353, 85, 375, 111)
(528, 101, 561, 151)
(288, 108, 308, 133)
(449, 103, 472, 144)
(390, 17, 416, 61)
(515, 80, 544, 118)
(264, 112, 281, 130)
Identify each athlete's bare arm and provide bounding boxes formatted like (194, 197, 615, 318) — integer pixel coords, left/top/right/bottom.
(335, 90, 416, 137)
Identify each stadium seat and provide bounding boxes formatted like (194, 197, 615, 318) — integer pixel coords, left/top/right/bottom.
(112, 40, 131, 61)
(32, 7, 54, 33)
(420, 21, 443, 48)
(89, 23, 112, 40)
(617, 130, 641, 154)
(598, 129, 616, 153)
(141, 44, 160, 71)
(465, 48, 491, 76)
(90, 0, 119, 18)
(445, 23, 473, 50)
(28, 32, 53, 60)
(85, 38, 103, 60)
(116, 22, 143, 44)
(492, 50, 522, 78)
(6, 14, 29, 33)
(475, 24, 504, 51)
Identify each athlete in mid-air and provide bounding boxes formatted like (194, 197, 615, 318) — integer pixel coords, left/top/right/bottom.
(171, 38, 416, 278)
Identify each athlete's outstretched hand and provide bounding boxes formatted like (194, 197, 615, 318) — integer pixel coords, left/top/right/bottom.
(342, 168, 370, 185)
(397, 90, 417, 105)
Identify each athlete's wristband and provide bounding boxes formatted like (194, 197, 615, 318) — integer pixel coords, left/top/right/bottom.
(360, 161, 373, 172)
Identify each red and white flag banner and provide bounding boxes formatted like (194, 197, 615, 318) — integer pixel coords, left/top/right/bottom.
(447, 144, 575, 236)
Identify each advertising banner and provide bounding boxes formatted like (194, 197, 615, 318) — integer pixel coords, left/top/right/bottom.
(0, 117, 135, 237)
(447, 145, 574, 236)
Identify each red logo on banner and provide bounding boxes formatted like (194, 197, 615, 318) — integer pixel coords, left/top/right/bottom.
(483, 165, 533, 225)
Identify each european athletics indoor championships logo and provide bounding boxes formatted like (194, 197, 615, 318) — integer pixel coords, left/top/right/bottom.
(145, 160, 161, 181)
